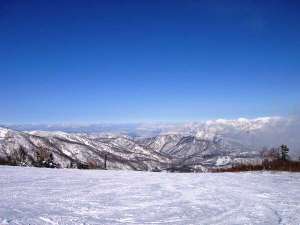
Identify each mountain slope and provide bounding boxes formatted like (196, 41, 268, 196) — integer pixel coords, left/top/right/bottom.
(1, 117, 299, 171)
(0, 127, 170, 170)
(0, 127, 263, 171)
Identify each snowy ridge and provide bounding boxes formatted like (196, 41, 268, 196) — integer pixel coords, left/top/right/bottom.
(0, 127, 9, 139)
(0, 127, 263, 171)
(1, 116, 299, 170)
(0, 128, 170, 170)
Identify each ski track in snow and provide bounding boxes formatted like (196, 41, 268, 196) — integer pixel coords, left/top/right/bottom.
(0, 166, 300, 225)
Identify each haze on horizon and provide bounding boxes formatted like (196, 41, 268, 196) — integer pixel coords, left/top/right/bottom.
(0, 0, 299, 124)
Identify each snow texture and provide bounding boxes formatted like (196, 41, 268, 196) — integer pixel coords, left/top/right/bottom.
(0, 166, 300, 225)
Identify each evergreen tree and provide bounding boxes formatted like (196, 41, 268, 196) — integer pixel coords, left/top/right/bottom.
(104, 154, 107, 169)
(280, 144, 289, 161)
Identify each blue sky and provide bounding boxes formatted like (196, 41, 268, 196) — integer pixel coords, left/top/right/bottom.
(0, 0, 299, 123)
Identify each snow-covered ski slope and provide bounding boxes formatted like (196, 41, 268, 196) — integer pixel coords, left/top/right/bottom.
(0, 166, 300, 225)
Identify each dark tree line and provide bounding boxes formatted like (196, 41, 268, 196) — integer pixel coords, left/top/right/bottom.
(213, 144, 300, 172)
(34, 147, 58, 168)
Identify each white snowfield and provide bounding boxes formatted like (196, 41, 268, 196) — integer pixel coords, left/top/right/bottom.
(0, 166, 300, 225)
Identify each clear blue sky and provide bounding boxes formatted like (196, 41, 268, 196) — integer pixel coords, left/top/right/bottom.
(0, 0, 299, 123)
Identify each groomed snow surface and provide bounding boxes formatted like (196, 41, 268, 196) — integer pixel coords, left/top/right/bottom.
(0, 166, 300, 225)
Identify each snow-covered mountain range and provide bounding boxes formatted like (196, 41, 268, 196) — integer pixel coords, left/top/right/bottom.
(1, 117, 299, 171)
